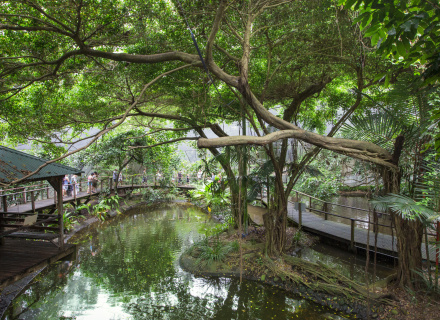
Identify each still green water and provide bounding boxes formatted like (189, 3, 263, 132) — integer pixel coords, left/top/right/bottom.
(5, 204, 350, 320)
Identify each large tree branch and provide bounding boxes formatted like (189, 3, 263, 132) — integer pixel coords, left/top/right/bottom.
(2, 65, 187, 187)
(198, 129, 396, 168)
(129, 137, 199, 149)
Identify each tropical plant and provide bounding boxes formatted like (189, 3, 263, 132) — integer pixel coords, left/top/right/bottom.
(93, 195, 122, 221)
(141, 187, 162, 202)
(195, 239, 237, 267)
(189, 182, 230, 209)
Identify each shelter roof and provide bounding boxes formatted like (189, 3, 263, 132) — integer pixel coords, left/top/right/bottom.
(0, 145, 83, 184)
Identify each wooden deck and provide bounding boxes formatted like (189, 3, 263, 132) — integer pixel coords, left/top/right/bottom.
(0, 238, 76, 289)
(4, 184, 195, 214)
(286, 201, 438, 262)
(0, 183, 195, 290)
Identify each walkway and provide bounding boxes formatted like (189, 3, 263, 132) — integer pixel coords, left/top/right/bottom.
(286, 201, 437, 262)
(3, 184, 195, 214)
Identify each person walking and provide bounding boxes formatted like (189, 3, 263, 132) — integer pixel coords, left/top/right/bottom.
(92, 172, 99, 193)
(71, 174, 79, 196)
(155, 171, 162, 186)
(112, 169, 118, 188)
(118, 172, 123, 185)
(142, 168, 147, 184)
(87, 172, 93, 194)
(62, 175, 70, 197)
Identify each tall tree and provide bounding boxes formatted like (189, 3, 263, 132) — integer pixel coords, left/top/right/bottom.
(1, 0, 427, 287)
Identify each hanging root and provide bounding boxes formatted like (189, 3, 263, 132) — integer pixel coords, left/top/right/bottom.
(273, 255, 395, 304)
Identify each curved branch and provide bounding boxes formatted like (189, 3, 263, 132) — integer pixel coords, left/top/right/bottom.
(129, 137, 199, 149)
(198, 129, 396, 168)
(5, 65, 188, 186)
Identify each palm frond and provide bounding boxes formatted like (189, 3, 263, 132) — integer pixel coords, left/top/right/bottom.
(370, 193, 436, 222)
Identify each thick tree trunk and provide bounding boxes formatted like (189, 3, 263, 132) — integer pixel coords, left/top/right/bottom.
(393, 216, 424, 288)
(263, 165, 288, 256)
(382, 136, 423, 289)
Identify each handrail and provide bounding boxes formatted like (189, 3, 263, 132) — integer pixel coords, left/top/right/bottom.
(308, 207, 390, 228)
(293, 189, 388, 215)
(0, 216, 58, 238)
(288, 198, 437, 237)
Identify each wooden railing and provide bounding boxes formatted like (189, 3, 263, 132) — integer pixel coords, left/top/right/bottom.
(291, 190, 437, 252)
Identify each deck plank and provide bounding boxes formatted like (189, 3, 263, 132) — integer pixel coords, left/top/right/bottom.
(0, 238, 76, 288)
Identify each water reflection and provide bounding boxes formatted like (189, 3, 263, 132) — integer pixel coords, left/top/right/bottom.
(5, 204, 352, 320)
(329, 197, 392, 235)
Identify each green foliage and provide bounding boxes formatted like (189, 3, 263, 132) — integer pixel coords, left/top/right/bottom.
(292, 228, 306, 247)
(140, 187, 162, 202)
(75, 203, 92, 215)
(93, 194, 122, 221)
(194, 239, 237, 267)
(62, 211, 81, 232)
(297, 175, 340, 202)
(370, 193, 437, 222)
(189, 182, 230, 208)
(343, 0, 440, 84)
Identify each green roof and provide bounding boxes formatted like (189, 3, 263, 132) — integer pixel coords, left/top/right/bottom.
(0, 145, 83, 184)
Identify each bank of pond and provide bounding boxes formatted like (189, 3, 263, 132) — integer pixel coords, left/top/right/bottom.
(3, 202, 396, 320)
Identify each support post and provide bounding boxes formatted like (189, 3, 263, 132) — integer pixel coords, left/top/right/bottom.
(57, 178, 64, 250)
(323, 202, 328, 220)
(309, 196, 311, 209)
(296, 191, 299, 202)
(73, 183, 77, 200)
(31, 191, 35, 213)
(2, 195, 7, 213)
(350, 219, 355, 252)
(0, 212, 3, 245)
(46, 186, 50, 200)
(436, 221, 439, 272)
(23, 187, 27, 204)
(298, 203, 302, 228)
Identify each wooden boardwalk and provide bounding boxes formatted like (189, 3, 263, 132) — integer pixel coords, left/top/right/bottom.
(286, 201, 437, 262)
(0, 238, 76, 289)
(4, 184, 195, 214)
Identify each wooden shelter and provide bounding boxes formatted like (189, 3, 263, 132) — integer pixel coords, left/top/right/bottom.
(0, 146, 83, 248)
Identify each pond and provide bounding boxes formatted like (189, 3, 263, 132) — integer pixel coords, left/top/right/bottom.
(4, 204, 353, 320)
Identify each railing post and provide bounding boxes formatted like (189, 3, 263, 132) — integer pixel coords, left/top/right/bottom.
(298, 203, 302, 228)
(79, 178, 82, 192)
(323, 202, 328, 220)
(296, 191, 299, 202)
(46, 186, 50, 199)
(31, 191, 35, 213)
(23, 187, 27, 204)
(73, 183, 77, 200)
(350, 219, 355, 252)
(2, 195, 7, 213)
(54, 190, 57, 205)
(309, 196, 311, 209)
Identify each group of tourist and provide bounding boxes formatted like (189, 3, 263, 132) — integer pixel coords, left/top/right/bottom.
(62, 174, 79, 197)
(87, 172, 99, 194)
(112, 169, 123, 187)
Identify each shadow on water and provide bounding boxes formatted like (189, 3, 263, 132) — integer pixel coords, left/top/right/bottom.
(5, 204, 355, 320)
